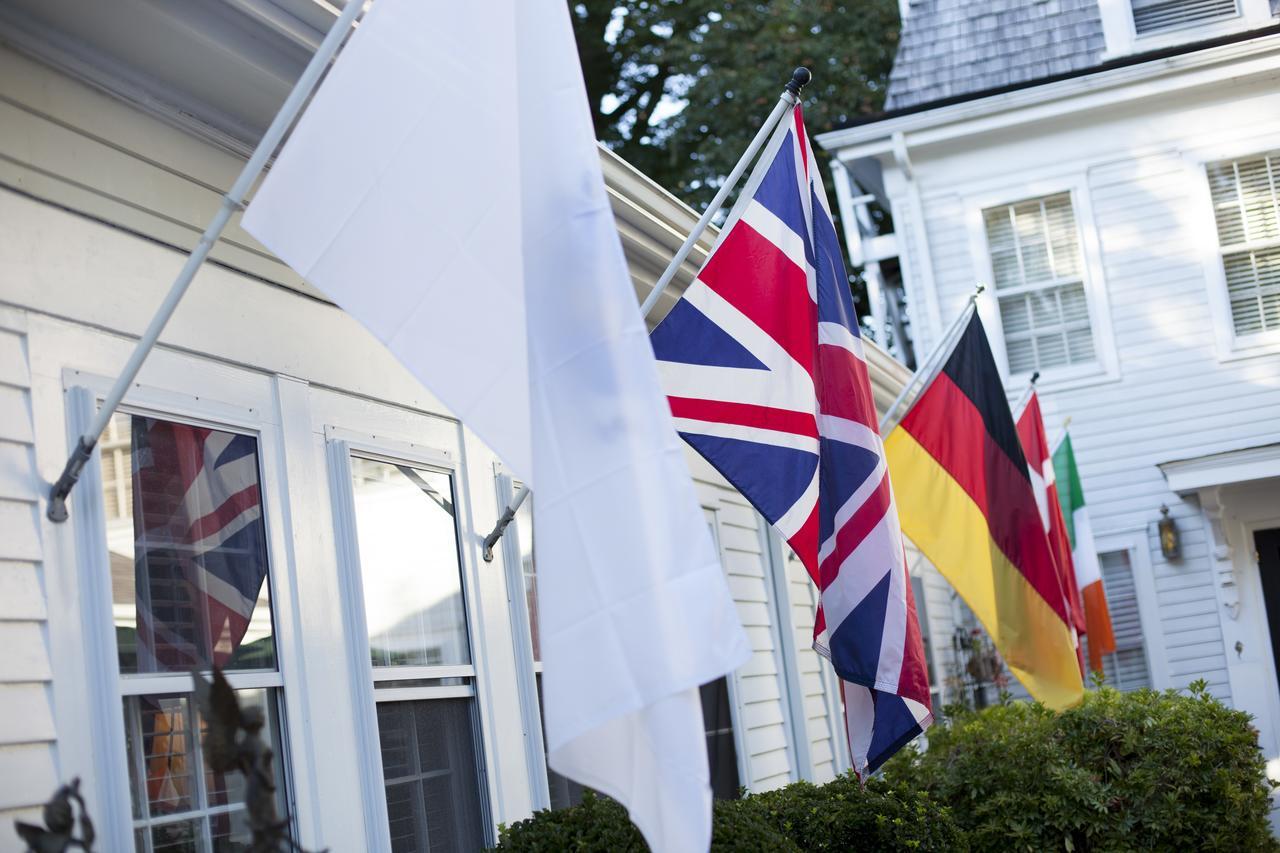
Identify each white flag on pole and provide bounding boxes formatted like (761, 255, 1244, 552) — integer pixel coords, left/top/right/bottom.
(242, 1, 751, 850)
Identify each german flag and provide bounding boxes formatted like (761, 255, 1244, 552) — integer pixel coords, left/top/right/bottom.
(884, 314, 1084, 710)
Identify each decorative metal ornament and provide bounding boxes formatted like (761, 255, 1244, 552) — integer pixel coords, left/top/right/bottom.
(14, 777, 95, 852)
(1158, 504, 1181, 561)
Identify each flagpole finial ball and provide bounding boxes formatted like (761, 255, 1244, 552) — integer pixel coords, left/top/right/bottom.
(786, 67, 812, 96)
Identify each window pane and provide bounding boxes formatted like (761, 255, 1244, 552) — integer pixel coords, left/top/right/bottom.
(106, 414, 275, 675)
(376, 699, 487, 852)
(124, 688, 287, 852)
(351, 459, 469, 669)
(699, 678, 740, 800)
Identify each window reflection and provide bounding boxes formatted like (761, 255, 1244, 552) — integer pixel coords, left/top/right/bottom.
(350, 458, 469, 669)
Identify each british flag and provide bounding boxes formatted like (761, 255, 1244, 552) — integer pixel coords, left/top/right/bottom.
(131, 417, 270, 673)
(650, 106, 932, 776)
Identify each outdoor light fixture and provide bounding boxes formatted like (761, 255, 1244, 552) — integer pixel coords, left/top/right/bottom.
(1158, 504, 1181, 561)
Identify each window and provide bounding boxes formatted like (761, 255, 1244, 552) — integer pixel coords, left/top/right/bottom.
(348, 457, 488, 851)
(910, 575, 944, 712)
(1130, 0, 1238, 35)
(103, 413, 289, 851)
(1206, 151, 1280, 338)
(700, 677, 741, 800)
(1085, 550, 1152, 691)
(983, 193, 1096, 374)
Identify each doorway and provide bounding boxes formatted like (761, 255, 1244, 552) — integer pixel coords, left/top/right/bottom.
(1256, 528, 1280, 694)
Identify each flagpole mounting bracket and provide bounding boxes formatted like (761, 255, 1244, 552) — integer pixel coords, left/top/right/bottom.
(482, 483, 531, 562)
(47, 436, 95, 522)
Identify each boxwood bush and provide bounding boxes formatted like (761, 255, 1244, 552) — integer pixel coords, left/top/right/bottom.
(881, 680, 1279, 852)
(493, 776, 962, 851)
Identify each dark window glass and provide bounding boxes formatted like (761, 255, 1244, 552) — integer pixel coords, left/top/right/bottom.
(700, 678, 740, 800)
(377, 699, 487, 853)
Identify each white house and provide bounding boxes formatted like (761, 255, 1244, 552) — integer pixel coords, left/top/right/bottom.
(0, 2, 938, 851)
(819, 0, 1280, 790)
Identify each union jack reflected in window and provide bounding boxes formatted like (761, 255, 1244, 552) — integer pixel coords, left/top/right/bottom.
(105, 414, 276, 674)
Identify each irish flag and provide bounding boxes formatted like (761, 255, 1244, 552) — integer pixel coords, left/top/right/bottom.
(1053, 431, 1116, 673)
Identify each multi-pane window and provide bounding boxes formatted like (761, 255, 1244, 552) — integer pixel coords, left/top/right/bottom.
(349, 457, 488, 851)
(1206, 151, 1280, 337)
(103, 413, 288, 851)
(1130, 0, 1238, 35)
(983, 193, 1095, 374)
(1084, 551, 1152, 691)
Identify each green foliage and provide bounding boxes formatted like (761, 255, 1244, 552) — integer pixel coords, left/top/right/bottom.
(744, 774, 966, 851)
(881, 681, 1279, 852)
(493, 777, 963, 852)
(570, 0, 900, 208)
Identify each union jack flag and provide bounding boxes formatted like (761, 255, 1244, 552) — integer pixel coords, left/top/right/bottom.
(131, 417, 270, 673)
(650, 106, 932, 776)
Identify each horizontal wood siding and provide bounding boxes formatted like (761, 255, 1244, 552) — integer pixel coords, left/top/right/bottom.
(0, 308, 58, 827)
(784, 553, 840, 783)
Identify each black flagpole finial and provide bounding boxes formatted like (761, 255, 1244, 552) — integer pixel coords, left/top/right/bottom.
(785, 67, 812, 97)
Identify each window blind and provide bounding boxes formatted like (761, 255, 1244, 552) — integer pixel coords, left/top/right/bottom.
(983, 193, 1095, 374)
(1207, 151, 1280, 337)
(1130, 0, 1238, 35)
(1089, 550, 1152, 692)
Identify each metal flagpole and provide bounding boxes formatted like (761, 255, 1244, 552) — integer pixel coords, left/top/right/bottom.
(1011, 370, 1041, 419)
(45, 0, 366, 522)
(637, 66, 811, 322)
(481, 67, 812, 554)
(878, 284, 985, 435)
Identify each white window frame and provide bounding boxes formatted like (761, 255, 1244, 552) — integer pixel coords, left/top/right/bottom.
(1093, 529, 1170, 691)
(966, 175, 1121, 391)
(494, 468, 552, 810)
(1183, 135, 1280, 362)
(327, 429, 494, 851)
(1098, 0, 1273, 60)
(61, 369, 306, 851)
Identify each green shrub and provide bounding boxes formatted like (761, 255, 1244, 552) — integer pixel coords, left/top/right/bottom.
(493, 791, 800, 852)
(745, 774, 966, 851)
(882, 680, 1279, 852)
(493, 776, 962, 851)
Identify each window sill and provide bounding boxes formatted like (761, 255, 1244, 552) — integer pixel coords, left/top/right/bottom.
(1218, 332, 1280, 363)
(1005, 362, 1122, 395)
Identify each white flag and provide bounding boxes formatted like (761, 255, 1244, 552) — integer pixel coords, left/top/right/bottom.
(242, 1, 751, 850)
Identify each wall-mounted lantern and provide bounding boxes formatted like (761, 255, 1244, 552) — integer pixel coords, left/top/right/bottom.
(1158, 505, 1181, 561)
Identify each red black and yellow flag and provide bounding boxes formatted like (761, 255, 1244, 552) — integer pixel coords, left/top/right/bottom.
(884, 314, 1084, 710)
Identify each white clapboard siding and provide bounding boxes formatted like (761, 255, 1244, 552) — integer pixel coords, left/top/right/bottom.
(0, 307, 58, 824)
(690, 454, 795, 793)
(896, 134, 1280, 703)
(784, 551, 841, 783)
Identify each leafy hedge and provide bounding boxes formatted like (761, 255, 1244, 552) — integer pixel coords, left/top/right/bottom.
(882, 680, 1279, 852)
(493, 777, 962, 852)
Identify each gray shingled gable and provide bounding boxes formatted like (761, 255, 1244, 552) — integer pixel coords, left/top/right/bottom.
(886, 0, 1106, 111)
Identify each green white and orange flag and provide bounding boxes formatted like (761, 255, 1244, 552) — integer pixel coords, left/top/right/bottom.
(884, 312, 1084, 710)
(1053, 431, 1117, 673)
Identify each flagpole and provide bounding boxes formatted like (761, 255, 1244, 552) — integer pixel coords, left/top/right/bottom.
(1011, 370, 1041, 419)
(637, 67, 811, 322)
(484, 67, 812, 557)
(878, 284, 985, 434)
(45, 0, 366, 522)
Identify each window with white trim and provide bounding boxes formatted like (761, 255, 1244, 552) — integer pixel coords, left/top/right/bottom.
(103, 412, 289, 852)
(1084, 550, 1152, 692)
(1206, 150, 1280, 338)
(1130, 0, 1238, 35)
(982, 193, 1096, 375)
(348, 456, 489, 850)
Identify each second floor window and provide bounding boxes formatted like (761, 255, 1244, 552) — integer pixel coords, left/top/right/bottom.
(1206, 150, 1280, 338)
(983, 193, 1095, 375)
(1130, 0, 1238, 35)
